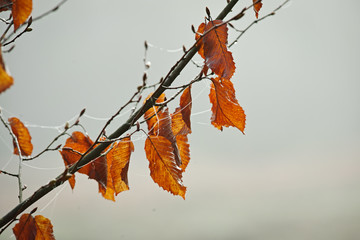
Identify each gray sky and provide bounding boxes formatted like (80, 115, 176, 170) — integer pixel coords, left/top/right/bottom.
(1, 0, 360, 239)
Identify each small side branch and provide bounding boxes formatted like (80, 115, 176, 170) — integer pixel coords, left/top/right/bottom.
(0, 112, 24, 203)
(229, 0, 290, 48)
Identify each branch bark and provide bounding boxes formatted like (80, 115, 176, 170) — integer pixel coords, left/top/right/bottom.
(0, 0, 239, 229)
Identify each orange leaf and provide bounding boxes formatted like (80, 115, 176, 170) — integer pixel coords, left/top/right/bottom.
(8, 117, 33, 156)
(144, 93, 166, 134)
(12, 0, 32, 31)
(196, 20, 235, 80)
(34, 215, 55, 240)
(253, 0, 263, 19)
(13, 214, 36, 240)
(60, 131, 107, 190)
(179, 86, 192, 133)
(195, 22, 205, 59)
(13, 214, 55, 240)
(144, 93, 182, 166)
(0, 47, 14, 94)
(145, 136, 186, 199)
(209, 77, 246, 133)
(176, 135, 190, 172)
(171, 87, 192, 172)
(99, 137, 134, 201)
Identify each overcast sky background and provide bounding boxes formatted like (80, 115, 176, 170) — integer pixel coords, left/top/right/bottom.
(1, 0, 360, 239)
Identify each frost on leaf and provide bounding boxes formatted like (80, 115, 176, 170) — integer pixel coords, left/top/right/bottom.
(145, 136, 186, 199)
(253, 0, 263, 18)
(60, 131, 107, 190)
(13, 214, 55, 240)
(99, 137, 134, 201)
(195, 20, 235, 80)
(209, 77, 246, 133)
(8, 117, 33, 156)
(12, 0, 33, 31)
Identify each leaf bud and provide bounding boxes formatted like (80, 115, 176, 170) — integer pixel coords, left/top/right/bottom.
(182, 45, 187, 53)
(206, 7, 211, 18)
(79, 108, 86, 117)
(191, 25, 196, 33)
(144, 40, 148, 50)
(136, 121, 140, 131)
(27, 16, 33, 26)
(25, 28, 33, 32)
(30, 207, 38, 214)
(64, 122, 69, 130)
(143, 73, 147, 83)
(55, 144, 62, 150)
(233, 12, 245, 20)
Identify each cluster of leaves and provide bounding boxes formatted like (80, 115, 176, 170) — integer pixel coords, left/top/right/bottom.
(0, 0, 267, 239)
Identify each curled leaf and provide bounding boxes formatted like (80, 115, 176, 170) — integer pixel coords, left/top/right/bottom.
(176, 135, 190, 172)
(8, 117, 33, 156)
(0, 47, 14, 94)
(99, 137, 134, 201)
(253, 0, 263, 18)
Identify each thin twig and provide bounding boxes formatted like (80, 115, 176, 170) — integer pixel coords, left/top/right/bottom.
(229, 0, 290, 48)
(0, 170, 18, 178)
(2, 18, 32, 46)
(0, 113, 24, 203)
(24, 108, 86, 161)
(32, 0, 69, 22)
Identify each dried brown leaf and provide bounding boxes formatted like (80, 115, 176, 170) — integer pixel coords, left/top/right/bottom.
(8, 117, 33, 156)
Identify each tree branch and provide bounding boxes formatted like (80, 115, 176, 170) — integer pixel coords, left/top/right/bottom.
(0, 0, 239, 229)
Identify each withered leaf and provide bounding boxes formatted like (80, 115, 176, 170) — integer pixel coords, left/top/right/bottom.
(99, 137, 134, 201)
(12, 0, 32, 31)
(8, 117, 33, 156)
(13, 214, 55, 240)
(144, 93, 166, 134)
(209, 77, 246, 133)
(0, 47, 14, 94)
(145, 93, 181, 166)
(60, 131, 107, 190)
(145, 136, 186, 199)
(196, 20, 235, 80)
(176, 135, 190, 172)
(253, 0, 263, 18)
